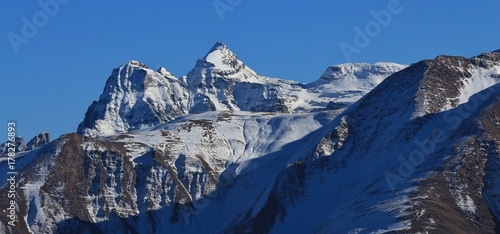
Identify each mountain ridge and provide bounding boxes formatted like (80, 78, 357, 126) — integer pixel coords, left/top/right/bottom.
(78, 42, 406, 137)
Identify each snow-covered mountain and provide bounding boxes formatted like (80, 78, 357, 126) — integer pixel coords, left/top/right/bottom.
(185, 41, 293, 113)
(77, 42, 406, 137)
(304, 62, 407, 110)
(1, 45, 500, 234)
(77, 60, 190, 137)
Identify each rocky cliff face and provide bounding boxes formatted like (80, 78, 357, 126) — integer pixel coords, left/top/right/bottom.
(2, 45, 500, 234)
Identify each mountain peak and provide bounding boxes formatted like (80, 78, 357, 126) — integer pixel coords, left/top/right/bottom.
(157, 66, 175, 77)
(319, 62, 406, 81)
(192, 41, 262, 83)
(207, 41, 227, 53)
(302, 62, 406, 92)
(202, 41, 236, 65)
(124, 60, 150, 69)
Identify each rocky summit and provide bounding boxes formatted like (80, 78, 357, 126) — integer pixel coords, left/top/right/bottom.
(1, 44, 500, 234)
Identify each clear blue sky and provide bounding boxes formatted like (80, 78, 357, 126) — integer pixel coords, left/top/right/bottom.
(1, 0, 499, 140)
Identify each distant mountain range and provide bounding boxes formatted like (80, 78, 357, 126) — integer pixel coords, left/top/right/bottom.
(76, 42, 406, 137)
(1, 43, 499, 234)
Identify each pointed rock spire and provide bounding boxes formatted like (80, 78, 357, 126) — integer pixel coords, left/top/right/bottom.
(26, 132, 51, 150)
(206, 41, 227, 55)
